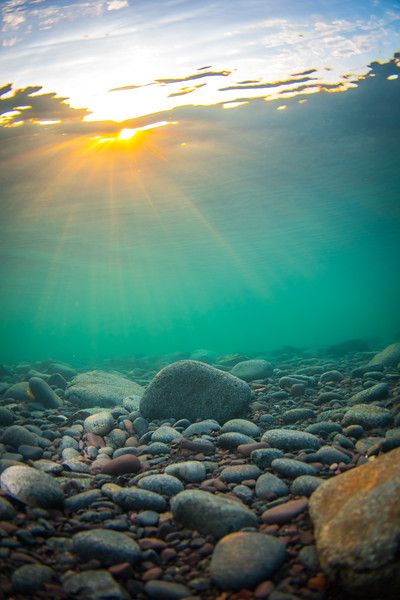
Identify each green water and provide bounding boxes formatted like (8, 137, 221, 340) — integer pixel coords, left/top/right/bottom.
(1, 59, 399, 364)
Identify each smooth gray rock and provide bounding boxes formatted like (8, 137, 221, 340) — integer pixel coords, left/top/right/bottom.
(112, 486, 167, 512)
(62, 570, 129, 600)
(314, 446, 352, 465)
(368, 343, 400, 368)
(12, 564, 54, 593)
(282, 408, 315, 424)
(84, 412, 115, 436)
(291, 476, 323, 497)
(220, 418, 260, 437)
(171, 489, 257, 538)
(342, 404, 393, 429)
(0, 407, 15, 426)
(4, 381, 30, 402)
(1, 425, 38, 448)
(72, 529, 141, 566)
(65, 370, 144, 408)
(165, 460, 207, 483)
(144, 580, 192, 599)
(217, 432, 255, 449)
(29, 377, 62, 408)
(137, 474, 184, 497)
(255, 473, 289, 498)
(348, 383, 389, 406)
(220, 464, 262, 483)
(230, 359, 273, 381)
(261, 429, 321, 451)
(151, 426, 183, 443)
(210, 531, 286, 590)
(183, 420, 221, 436)
(251, 448, 284, 469)
(139, 360, 251, 423)
(271, 458, 317, 479)
(0, 496, 17, 519)
(0, 465, 64, 508)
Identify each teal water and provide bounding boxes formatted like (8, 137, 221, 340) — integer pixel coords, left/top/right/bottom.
(0, 59, 399, 363)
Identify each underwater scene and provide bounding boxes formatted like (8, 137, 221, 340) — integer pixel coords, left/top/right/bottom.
(0, 1, 399, 599)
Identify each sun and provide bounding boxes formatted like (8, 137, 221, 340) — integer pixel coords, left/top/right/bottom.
(90, 120, 174, 147)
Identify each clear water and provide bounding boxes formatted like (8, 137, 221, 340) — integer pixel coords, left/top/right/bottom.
(0, 9, 399, 365)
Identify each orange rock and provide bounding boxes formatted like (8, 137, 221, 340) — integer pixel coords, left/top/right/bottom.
(309, 447, 400, 598)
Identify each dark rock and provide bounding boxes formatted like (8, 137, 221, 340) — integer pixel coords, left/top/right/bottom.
(139, 360, 251, 423)
(29, 377, 62, 408)
(261, 429, 321, 451)
(12, 564, 54, 593)
(2, 425, 38, 448)
(255, 473, 289, 499)
(0, 465, 64, 508)
(62, 569, 129, 600)
(210, 531, 286, 590)
(72, 528, 141, 566)
(171, 489, 257, 538)
(144, 580, 191, 599)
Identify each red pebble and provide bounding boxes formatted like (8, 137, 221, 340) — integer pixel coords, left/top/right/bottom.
(85, 433, 105, 448)
(108, 562, 134, 578)
(91, 454, 141, 475)
(254, 580, 274, 598)
(125, 436, 139, 447)
(238, 442, 269, 457)
(142, 567, 162, 581)
(261, 498, 308, 524)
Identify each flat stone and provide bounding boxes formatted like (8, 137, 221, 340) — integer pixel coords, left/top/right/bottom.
(144, 580, 192, 599)
(171, 489, 257, 538)
(112, 486, 167, 512)
(72, 528, 141, 566)
(91, 454, 141, 475)
(271, 458, 317, 478)
(65, 370, 144, 408)
(165, 461, 207, 483)
(139, 360, 251, 423)
(221, 418, 260, 437)
(65, 489, 103, 511)
(309, 448, 400, 598)
(262, 497, 308, 524)
(62, 569, 129, 600)
(0, 465, 64, 508)
(182, 419, 221, 436)
(367, 343, 400, 368)
(137, 474, 184, 497)
(342, 404, 393, 429)
(210, 531, 286, 590)
(347, 383, 389, 406)
(230, 359, 273, 381)
(220, 464, 262, 483)
(261, 429, 321, 451)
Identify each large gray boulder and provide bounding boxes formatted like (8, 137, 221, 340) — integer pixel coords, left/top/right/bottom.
(65, 371, 144, 408)
(367, 343, 400, 368)
(139, 360, 251, 423)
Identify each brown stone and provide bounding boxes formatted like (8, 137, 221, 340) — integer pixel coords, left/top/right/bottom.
(237, 442, 269, 457)
(90, 454, 141, 475)
(309, 448, 400, 598)
(261, 498, 308, 524)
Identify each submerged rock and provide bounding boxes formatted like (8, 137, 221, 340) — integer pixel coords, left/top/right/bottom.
(230, 359, 273, 381)
(65, 370, 144, 408)
(171, 489, 257, 538)
(139, 360, 251, 423)
(29, 376, 62, 408)
(309, 448, 400, 598)
(367, 342, 400, 368)
(0, 465, 64, 508)
(210, 531, 286, 590)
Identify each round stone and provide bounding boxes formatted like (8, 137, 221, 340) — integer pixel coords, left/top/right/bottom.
(1, 425, 38, 448)
(0, 465, 64, 508)
(230, 359, 273, 381)
(144, 580, 191, 599)
(138, 474, 184, 497)
(255, 473, 289, 499)
(165, 461, 207, 483)
(282, 408, 315, 424)
(29, 376, 62, 408)
(210, 531, 286, 590)
(0, 496, 17, 519)
(261, 429, 321, 451)
(12, 564, 54, 593)
(151, 426, 183, 443)
(314, 446, 352, 465)
(251, 448, 284, 469)
(221, 419, 261, 437)
(72, 528, 141, 566)
(112, 486, 167, 512)
(220, 464, 262, 483)
(217, 432, 256, 449)
(342, 404, 393, 429)
(84, 412, 115, 436)
(0, 407, 15, 426)
(291, 476, 323, 497)
(91, 454, 141, 475)
(261, 497, 308, 524)
(171, 489, 257, 538)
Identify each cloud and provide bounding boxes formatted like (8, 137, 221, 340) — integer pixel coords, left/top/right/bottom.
(107, 0, 128, 10)
(219, 75, 317, 92)
(109, 69, 231, 94)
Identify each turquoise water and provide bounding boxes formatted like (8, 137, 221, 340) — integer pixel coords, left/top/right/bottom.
(0, 59, 399, 363)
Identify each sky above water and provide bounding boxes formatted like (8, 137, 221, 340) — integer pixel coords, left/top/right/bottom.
(0, 1, 399, 363)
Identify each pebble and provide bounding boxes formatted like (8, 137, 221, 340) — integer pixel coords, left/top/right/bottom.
(91, 454, 141, 475)
(144, 580, 192, 599)
(62, 569, 129, 600)
(271, 458, 317, 478)
(0, 496, 17, 519)
(112, 486, 167, 511)
(342, 404, 393, 428)
(165, 461, 207, 482)
(261, 429, 321, 451)
(12, 563, 54, 593)
(221, 418, 261, 437)
(220, 464, 262, 483)
(261, 497, 308, 524)
(171, 489, 257, 538)
(29, 376, 62, 408)
(313, 445, 352, 465)
(217, 432, 256, 449)
(230, 359, 273, 381)
(137, 474, 184, 496)
(210, 531, 286, 590)
(255, 473, 289, 499)
(0, 407, 15, 425)
(72, 528, 141, 566)
(1, 425, 38, 448)
(151, 425, 183, 443)
(282, 408, 315, 424)
(291, 475, 323, 497)
(65, 489, 103, 511)
(0, 465, 64, 508)
(182, 419, 221, 436)
(251, 447, 284, 468)
(84, 412, 115, 436)
(347, 382, 389, 405)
